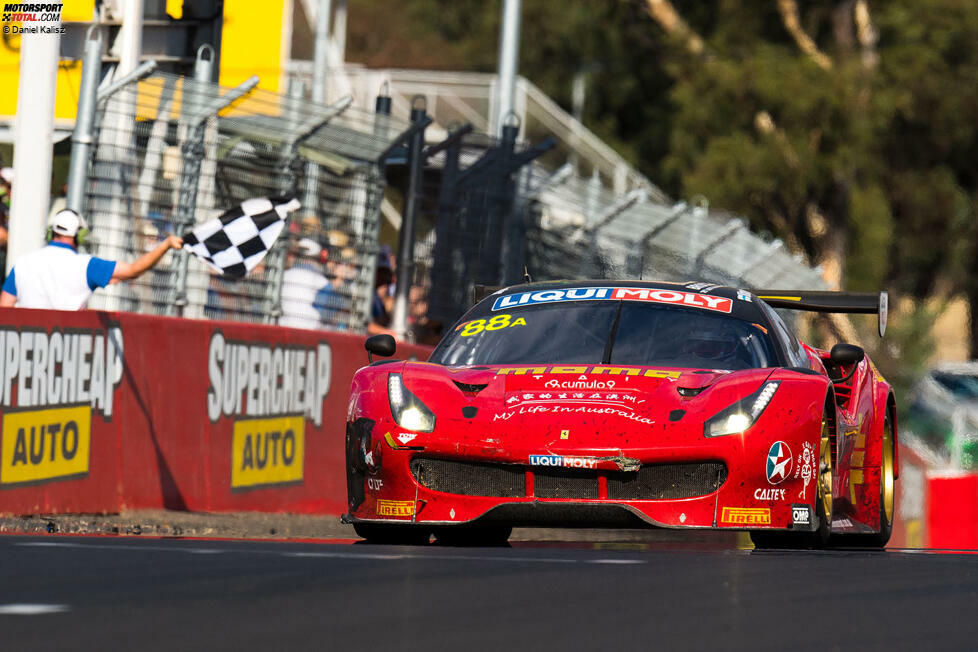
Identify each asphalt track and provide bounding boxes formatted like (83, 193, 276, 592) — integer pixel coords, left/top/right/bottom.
(1, 535, 977, 651)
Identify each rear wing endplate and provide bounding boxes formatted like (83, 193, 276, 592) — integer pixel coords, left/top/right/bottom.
(755, 290, 888, 337)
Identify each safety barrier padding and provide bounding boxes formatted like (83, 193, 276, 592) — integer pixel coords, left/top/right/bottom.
(0, 308, 429, 516)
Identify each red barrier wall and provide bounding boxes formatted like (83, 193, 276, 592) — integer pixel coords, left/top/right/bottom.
(0, 308, 430, 516)
(927, 474, 978, 549)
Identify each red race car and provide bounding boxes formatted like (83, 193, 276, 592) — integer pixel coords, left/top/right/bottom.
(344, 280, 896, 548)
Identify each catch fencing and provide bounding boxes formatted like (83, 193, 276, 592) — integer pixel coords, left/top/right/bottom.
(80, 69, 412, 331)
(75, 61, 828, 337)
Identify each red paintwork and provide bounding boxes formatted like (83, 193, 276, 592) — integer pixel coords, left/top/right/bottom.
(347, 299, 897, 537)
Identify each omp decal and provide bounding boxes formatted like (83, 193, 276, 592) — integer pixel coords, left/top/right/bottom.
(792, 504, 811, 526)
(231, 415, 304, 490)
(491, 287, 733, 313)
(720, 507, 771, 525)
(376, 500, 415, 516)
(496, 365, 680, 379)
(766, 441, 793, 485)
(456, 314, 527, 336)
(1, 405, 91, 486)
(207, 332, 331, 427)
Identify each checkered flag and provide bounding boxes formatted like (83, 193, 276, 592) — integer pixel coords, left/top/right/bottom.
(183, 197, 300, 278)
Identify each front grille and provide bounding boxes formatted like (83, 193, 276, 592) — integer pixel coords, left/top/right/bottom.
(411, 458, 525, 497)
(607, 462, 727, 500)
(534, 468, 599, 499)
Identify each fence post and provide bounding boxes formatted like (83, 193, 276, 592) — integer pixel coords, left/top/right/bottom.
(170, 47, 217, 317)
(498, 112, 522, 285)
(66, 24, 103, 214)
(391, 96, 428, 339)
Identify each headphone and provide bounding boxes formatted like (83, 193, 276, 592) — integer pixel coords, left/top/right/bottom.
(46, 209, 90, 248)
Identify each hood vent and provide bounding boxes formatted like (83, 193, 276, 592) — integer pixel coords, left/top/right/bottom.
(453, 381, 489, 395)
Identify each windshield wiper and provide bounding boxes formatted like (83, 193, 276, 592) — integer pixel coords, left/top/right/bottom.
(602, 300, 624, 364)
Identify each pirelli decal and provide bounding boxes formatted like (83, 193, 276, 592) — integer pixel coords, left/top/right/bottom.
(720, 507, 771, 526)
(1, 405, 91, 487)
(377, 499, 415, 517)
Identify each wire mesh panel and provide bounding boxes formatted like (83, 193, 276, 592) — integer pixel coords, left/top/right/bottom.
(83, 73, 411, 331)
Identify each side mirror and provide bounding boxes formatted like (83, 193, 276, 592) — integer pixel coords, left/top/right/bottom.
(829, 343, 864, 383)
(365, 334, 396, 363)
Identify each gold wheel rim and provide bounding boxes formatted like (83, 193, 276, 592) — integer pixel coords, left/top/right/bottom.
(819, 414, 833, 523)
(882, 413, 895, 525)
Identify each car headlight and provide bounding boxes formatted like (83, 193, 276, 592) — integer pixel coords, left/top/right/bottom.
(388, 373, 436, 432)
(703, 381, 780, 437)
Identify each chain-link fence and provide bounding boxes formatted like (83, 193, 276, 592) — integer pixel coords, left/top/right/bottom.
(82, 71, 411, 330)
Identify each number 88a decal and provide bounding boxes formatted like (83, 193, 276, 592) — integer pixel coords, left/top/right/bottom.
(457, 314, 527, 337)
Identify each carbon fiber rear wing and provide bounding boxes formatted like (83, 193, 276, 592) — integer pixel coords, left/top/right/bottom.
(755, 290, 889, 337)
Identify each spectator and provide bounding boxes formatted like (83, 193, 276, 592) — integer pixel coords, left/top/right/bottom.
(0, 167, 12, 282)
(320, 242, 357, 329)
(280, 237, 331, 329)
(0, 209, 182, 310)
(367, 248, 398, 337)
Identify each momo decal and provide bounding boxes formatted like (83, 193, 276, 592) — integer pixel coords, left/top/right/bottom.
(491, 287, 732, 313)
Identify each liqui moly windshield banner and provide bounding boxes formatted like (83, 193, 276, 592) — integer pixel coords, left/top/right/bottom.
(491, 287, 733, 313)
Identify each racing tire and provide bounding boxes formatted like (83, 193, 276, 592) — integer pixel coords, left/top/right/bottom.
(832, 409, 895, 549)
(433, 526, 513, 547)
(353, 522, 431, 545)
(751, 406, 833, 550)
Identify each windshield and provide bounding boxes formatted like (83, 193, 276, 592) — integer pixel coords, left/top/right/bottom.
(430, 301, 779, 370)
(934, 373, 978, 400)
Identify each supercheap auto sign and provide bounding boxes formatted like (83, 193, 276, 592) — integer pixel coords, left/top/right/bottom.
(0, 326, 123, 487)
(491, 287, 733, 313)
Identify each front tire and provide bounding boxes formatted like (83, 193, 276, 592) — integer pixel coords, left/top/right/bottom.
(353, 522, 431, 545)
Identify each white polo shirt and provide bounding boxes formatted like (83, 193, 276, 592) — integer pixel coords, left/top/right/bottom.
(2, 242, 116, 310)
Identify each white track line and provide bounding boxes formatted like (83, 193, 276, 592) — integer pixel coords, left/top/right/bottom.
(0, 603, 70, 615)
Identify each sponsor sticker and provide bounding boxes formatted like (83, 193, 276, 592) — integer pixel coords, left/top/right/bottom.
(528, 454, 598, 469)
(720, 507, 771, 525)
(456, 314, 527, 337)
(792, 504, 811, 526)
(1, 405, 91, 486)
(793, 441, 815, 499)
(496, 365, 680, 379)
(231, 415, 304, 490)
(753, 487, 786, 501)
(491, 287, 733, 313)
(766, 441, 793, 485)
(377, 499, 415, 517)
